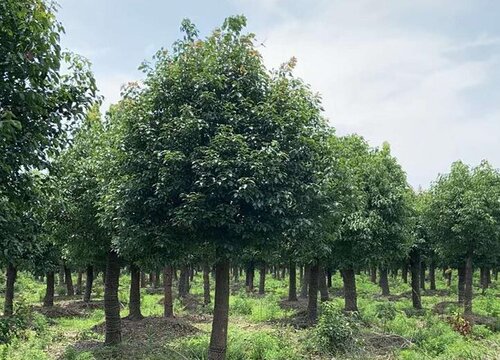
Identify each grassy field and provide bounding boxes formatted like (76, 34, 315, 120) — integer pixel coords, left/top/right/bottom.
(0, 270, 498, 359)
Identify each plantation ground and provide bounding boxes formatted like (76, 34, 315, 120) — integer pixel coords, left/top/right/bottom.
(1, 271, 499, 360)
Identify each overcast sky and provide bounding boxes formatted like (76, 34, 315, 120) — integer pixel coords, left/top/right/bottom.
(58, 0, 500, 188)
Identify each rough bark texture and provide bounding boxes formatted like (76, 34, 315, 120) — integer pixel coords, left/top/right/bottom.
(203, 264, 211, 305)
(245, 263, 254, 292)
(420, 262, 426, 291)
(163, 265, 174, 318)
(76, 271, 83, 295)
(4, 263, 16, 316)
(319, 266, 329, 302)
(43, 271, 55, 307)
(208, 257, 230, 360)
(464, 254, 473, 315)
(379, 266, 390, 296)
(258, 263, 266, 295)
(84, 265, 94, 303)
(429, 261, 436, 291)
(104, 251, 122, 345)
(64, 265, 74, 296)
(288, 261, 298, 301)
(300, 265, 310, 298)
(307, 262, 319, 325)
(458, 264, 466, 304)
(409, 249, 422, 309)
(178, 266, 190, 298)
(128, 264, 143, 321)
(341, 267, 358, 312)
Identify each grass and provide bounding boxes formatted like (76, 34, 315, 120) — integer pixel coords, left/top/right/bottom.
(0, 269, 498, 359)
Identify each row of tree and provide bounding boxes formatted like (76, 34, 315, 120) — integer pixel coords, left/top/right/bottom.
(1, 2, 499, 359)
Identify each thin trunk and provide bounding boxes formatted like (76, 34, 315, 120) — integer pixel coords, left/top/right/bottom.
(300, 265, 310, 298)
(410, 249, 422, 310)
(4, 263, 16, 316)
(299, 266, 303, 284)
(149, 272, 154, 286)
(233, 266, 239, 282)
(485, 267, 491, 286)
(420, 261, 426, 291)
(446, 269, 452, 287)
(245, 263, 254, 292)
(458, 264, 465, 304)
(319, 266, 329, 302)
(258, 263, 266, 295)
(429, 261, 436, 291)
(43, 271, 55, 307)
(104, 251, 121, 345)
(464, 254, 473, 315)
(179, 266, 189, 298)
(64, 265, 74, 296)
(84, 265, 94, 303)
(307, 262, 319, 325)
(370, 265, 377, 284)
(341, 267, 358, 312)
(163, 265, 174, 318)
(288, 261, 298, 301)
(379, 266, 390, 296)
(76, 271, 83, 295)
(128, 264, 143, 321)
(203, 264, 211, 305)
(154, 270, 161, 288)
(208, 256, 230, 360)
(58, 265, 65, 286)
(402, 264, 408, 283)
(326, 269, 332, 288)
(140, 271, 147, 288)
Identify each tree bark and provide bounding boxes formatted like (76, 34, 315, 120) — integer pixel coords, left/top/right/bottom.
(402, 264, 408, 283)
(64, 265, 74, 296)
(420, 261, 426, 291)
(4, 263, 16, 316)
(104, 250, 121, 345)
(458, 264, 465, 304)
(464, 254, 473, 315)
(370, 265, 377, 284)
(43, 271, 55, 307)
(409, 249, 422, 309)
(203, 263, 211, 305)
(307, 262, 319, 325)
(341, 267, 358, 312)
(288, 261, 298, 301)
(179, 265, 189, 298)
(379, 266, 390, 296)
(84, 265, 94, 303)
(154, 270, 161, 288)
(319, 266, 329, 302)
(76, 271, 83, 295)
(429, 261, 436, 291)
(258, 263, 266, 295)
(58, 265, 65, 286)
(300, 265, 310, 298)
(245, 262, 254, 292)
(164, 265, 174, 318)
(127, 264, 143, 321)
(208, 257, 230, 360)
(140, 271, 147, 288)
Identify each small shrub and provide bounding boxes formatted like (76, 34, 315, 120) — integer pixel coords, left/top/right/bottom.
(449, 312, 472, 336)
(375, 302, 397, 330)
(314, 302, 359, 355)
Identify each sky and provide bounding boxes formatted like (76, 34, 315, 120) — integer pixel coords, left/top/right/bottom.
(57, 0, 500, 188)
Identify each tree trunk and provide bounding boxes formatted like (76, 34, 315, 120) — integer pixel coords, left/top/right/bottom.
(179, 265, 189, 298)
(341, 267, 358, 312)
(458, 264, 465, 304)
(464, 254, 473, 315)
(288, 261, 298, 301)
(446, 268, 452, 287)
(127, 264, 143, 321)
(370, 265, 377, 284)
(379, 266, 390, 296)
(485, 267, 491, 286)
(409, 249, 422, 310)
(140, 271, 147, 288)
(208, 257, 230, 360)
(154, 270, 161, 288)
(402, 264, 408, 283)
(84, 265, 94, 303)
(319, 266, 329, 302)
(299, 266, 303, 284)
(245, 263, 254, 292)
(203, 263, 211, 305)
(164, 265, 174, 318)
(420, 261, 426, 291)
(326, 269, 332, 288)
(233, 266, 239, 282)
(307, 262, 319, 325)
(4, 263, 16, 316)
(258, 263, 266, 295)
(58, 265, 65, 286)
(76, 271, 83, 295)
(64, 265, 74, 296)
(429, 261, 436, 291)
(300, 265, 310, 298)
(43, 271, 55, 307)
(104, 250, 121, 345)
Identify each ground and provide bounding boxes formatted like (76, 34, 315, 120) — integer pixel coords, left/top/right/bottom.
(0, 270, 499, 359)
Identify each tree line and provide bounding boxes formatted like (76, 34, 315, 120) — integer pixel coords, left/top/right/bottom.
(1, 2, 499, 359)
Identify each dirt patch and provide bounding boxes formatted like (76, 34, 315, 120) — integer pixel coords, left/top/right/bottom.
(34, 300, 104, 318)
(362, 331, 412, 356)
(467, 314, 500, 331)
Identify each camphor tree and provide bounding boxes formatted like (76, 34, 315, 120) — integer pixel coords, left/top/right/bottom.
(109, 16, 328, 358)
(428, 161, 500, 315)
(0, 0, 96, 315)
